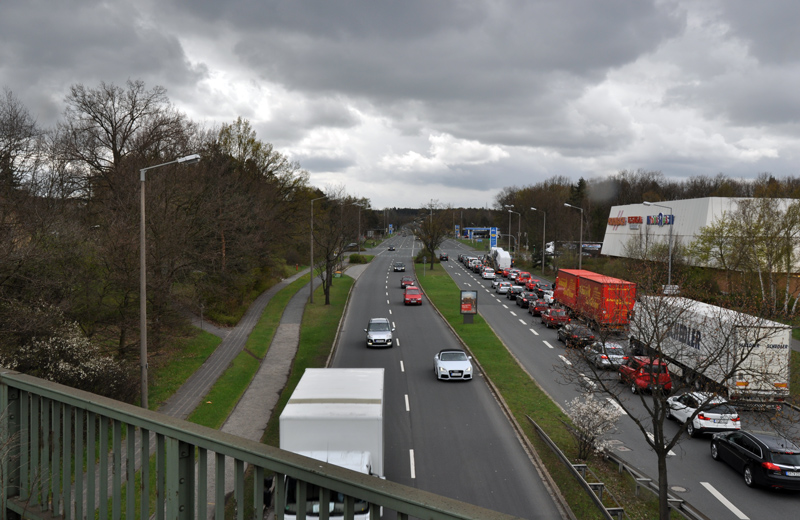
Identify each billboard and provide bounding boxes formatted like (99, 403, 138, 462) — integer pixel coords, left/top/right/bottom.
(460, 290, 478, 314)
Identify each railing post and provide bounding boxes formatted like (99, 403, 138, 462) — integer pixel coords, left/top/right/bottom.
(165, 438, 194, 520)
(1, 385, 21, 515)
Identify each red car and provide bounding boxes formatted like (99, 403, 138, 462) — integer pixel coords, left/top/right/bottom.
(404, 286, 423, 305)
(528, 299, 550, 317)
(541, 308, 570, 328)
(618, 356, 672, 394)
(400, 276, 415, 289)
(517, 271, 532, 285)
(524, 277, 542, 291)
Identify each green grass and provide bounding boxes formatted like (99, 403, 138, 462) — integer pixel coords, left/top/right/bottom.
(416, 265, 662, 519)
(148, 329, 222, 410)
(187, 274, 312, 429)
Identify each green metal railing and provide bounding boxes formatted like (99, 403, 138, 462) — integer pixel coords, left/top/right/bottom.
(0, 370, 520, 520)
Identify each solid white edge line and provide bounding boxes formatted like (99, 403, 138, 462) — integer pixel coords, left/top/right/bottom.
(605, 398, 627, 415)
(543, 340, 554, 349)
(405, 394, 410, 412)
(409, 449, 416, 479)
(700, 482, 749, 519)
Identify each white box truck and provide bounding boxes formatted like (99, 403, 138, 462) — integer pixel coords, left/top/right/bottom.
(491, 247, 512, 271)
(280, 368, 384, 519)
(630, 297, 790, 404)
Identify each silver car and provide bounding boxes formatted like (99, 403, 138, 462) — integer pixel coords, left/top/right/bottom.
(667, 392, 741, 437)
(585, 341, 628, 369)
(434, 349, 473, 381)
(496, 281, 512, 294)
(365, 318, 394, 348)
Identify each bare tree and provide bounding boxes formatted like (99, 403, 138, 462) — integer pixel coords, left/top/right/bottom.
(416, 200, 451, 269)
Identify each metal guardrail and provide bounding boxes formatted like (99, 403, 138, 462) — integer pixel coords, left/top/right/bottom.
(0, 370, 522, 520)
(526, 414, 713, 520)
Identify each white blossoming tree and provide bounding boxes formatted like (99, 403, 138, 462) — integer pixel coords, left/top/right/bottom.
(567, 393, 622, 460)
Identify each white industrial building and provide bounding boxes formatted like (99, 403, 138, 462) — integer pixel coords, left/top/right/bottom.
(601, 197, 797, 261)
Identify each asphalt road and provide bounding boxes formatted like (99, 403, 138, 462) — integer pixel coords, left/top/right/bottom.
(331, 235, 565, 519)
(441, 239, 800, 520)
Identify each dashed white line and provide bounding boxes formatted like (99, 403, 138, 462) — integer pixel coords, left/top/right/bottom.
(510, 311, 517, 316)
(518, 319, 527, 325)
(700, 482, 748, 519)
(558, 355, 572, 366)
(529, 328, 539, 336)
(396, 338, 400, 347)
(386, 291, 389, 296)
(400, 360, 404, 372)
(409, 450, 416, 479)
(605, 398, 626, 415)
(645, 432, 676, 456)
(392, 321, 396, 328)
(404, 394, 410, 412)
(387, 299, 390, 304)
(502, 304, 508, 309)
(388, 309, 392, 315)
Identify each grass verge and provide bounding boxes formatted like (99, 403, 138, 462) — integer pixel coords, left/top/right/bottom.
(187, 274, 312, 429)
(416, 265, 665, 519)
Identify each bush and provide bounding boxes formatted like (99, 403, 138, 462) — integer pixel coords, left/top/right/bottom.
(348, 254, 371, 264)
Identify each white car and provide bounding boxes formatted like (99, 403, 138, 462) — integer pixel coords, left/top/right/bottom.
(491, 277, 503, 288)
(542, 290, 554, 304)
(667, 392, 741, 437)
(433, 349, 473, 381)
(481, 269, 495, 279)
(496, 281, 512, 294)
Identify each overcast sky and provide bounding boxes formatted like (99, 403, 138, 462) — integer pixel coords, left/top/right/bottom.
(3, 0, 799, 208)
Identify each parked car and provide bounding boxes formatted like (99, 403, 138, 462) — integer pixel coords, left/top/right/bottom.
(403, 286, 423, 305)
(618, 356, 672, 394)
(585, 341, 628, 369)
(711, 430, 800, 490)
(516, 291, 538, 308)
(528, 299, 550, 317)
(667, 392, 741, 437)
(541, 308, 570, 328)
(506, 285, 525, 300)
(557, 323, 596, 348)
(433, 349, 473, 381)
(365, 318, 394, 348)
(400, 276, 415, 288)
(496, 282, 512, 294)
(439, 253, 449, 261)
(393, 262, 405, 272)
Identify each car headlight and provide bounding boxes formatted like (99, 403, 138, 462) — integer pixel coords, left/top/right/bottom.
(438, 366, 448, 373)
(465, 366, 472, 372)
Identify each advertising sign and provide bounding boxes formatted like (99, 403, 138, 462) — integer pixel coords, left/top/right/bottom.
(455, 224, 460, 237)
(460, 290, 478, 314)
(490, 227, 498, 248)
(389, 224, 393, 234)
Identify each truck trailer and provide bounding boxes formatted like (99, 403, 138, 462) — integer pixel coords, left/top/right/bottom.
(554, 269, 636, 329)
(629, 297, 790, 403)
(280, 368, 384, 519)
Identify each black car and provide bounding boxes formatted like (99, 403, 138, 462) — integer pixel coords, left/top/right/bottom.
(534, 281, 552, 298)
(515, 291, 538, 308)
(388, 245, 396, 251)
(393, 262, 405, 272)
(711, 430, 800, 490)
(439, 253, 449, 261)
(556, 323, 595, 348)
(506, 285, 525, 300)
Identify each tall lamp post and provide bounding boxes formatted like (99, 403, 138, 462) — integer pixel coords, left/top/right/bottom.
(643, 201, 674, 288)
(508, 209, 521, 253)
(531, 207, 546, 276)
(310, 195, 326, 303)
(353, 202, 365, 252)
(504, 204, 515, 250)
(140, 153, 201, 409)
(563, 203, 584, 270)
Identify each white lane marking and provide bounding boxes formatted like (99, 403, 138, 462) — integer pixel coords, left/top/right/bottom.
(389, 309, 392, 315)
(405, 394, 410, 412)
(605, 398, 627, 415)
(392, 321, 396, 328)
(502, 304, 508, 309)
(510, 311, 517, 316)
(579, 373, 596, 390)
(409, 450, 416, 479)
(645, 433, 676, 456)
(529, 328, 539, 336)
(519, 319, 527, 325)
(386, 292, 389, 296)
(387, 299, 390, 304)
(400, 360, 404, 372)
(559, 355, 572, 366)
(700, 482, 748, 519)
(465, 283, 471, 287)
(396, 338, 400, 347)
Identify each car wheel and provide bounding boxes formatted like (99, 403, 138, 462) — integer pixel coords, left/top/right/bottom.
(743, 466, 755, 488)
(631, 383, 638, 394)
(687, 422, 698, 438)
(710, 442, 720, 461)
(666, 407, 673, 420)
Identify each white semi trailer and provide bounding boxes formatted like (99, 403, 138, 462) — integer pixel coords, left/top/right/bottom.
(280, 368, 384, 519)
(629, 297, 790, 404)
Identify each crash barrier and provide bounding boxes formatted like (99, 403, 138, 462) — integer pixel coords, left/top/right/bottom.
(526, 414, 712, 520)
(0, 370, 522, 520)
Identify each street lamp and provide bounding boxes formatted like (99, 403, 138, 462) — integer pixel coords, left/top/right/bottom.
(531, 207, 546, 276)
(310, 195, 326, 303)
(140, 153, 201, 409)
(504, 205, 515, 250)
(643, 201, 674, 288)
(508, 209, 521, 253)
(352, 202, 365, 252)
(563, 203, 584, 270)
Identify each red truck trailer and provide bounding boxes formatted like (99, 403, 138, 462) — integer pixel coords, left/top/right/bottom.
(554, 269, 636, 330)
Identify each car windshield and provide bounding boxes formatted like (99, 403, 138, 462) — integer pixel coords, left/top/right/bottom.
(705, 403, 737, 415)
(369, 322, 390, 331)
(550, 310, 566, 317)
(771, 451, 800, 465)
(605, 346, 625, 356)
(440, 352, 468, 362)
(406, 289, 419, 294)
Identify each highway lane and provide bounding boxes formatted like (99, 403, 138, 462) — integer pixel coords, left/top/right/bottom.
(441, 240, 800, 520)
(332, 235, 565, 519)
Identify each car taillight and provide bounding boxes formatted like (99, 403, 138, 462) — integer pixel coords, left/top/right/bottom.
(732, 416, 740, 422)
(762, 461, 781, 472)
(600, 355, 608, 359)
(697, 413, 709, 421)
(622, 356, 629, 360)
